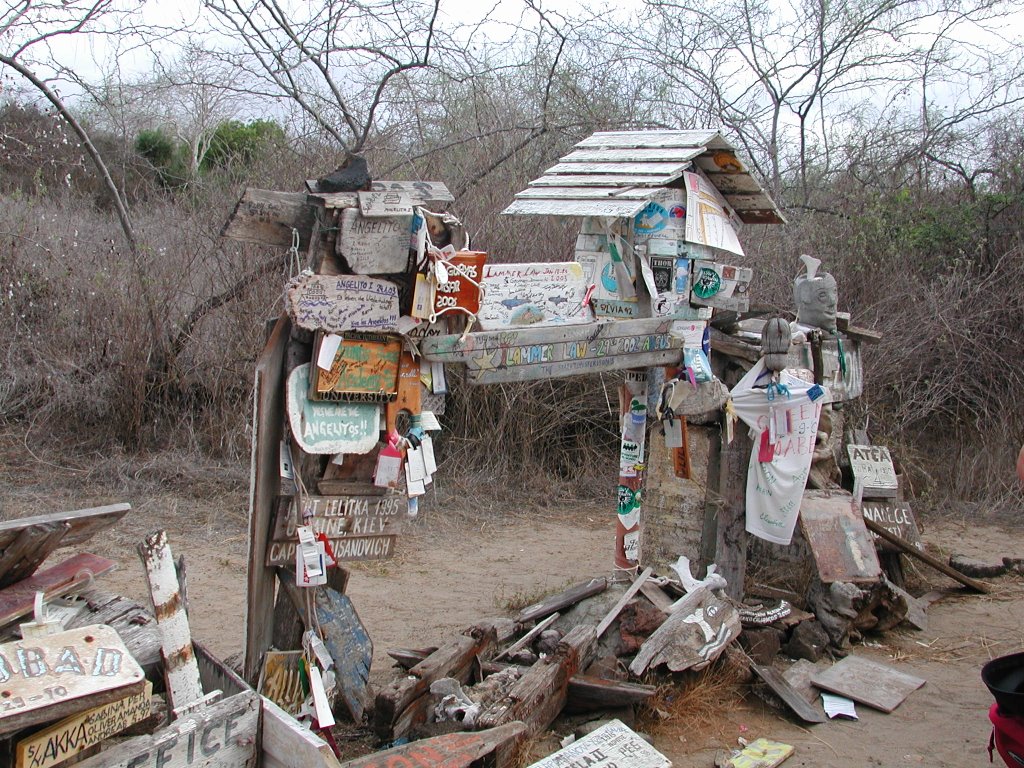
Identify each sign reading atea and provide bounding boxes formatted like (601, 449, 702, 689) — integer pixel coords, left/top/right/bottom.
(286, 274, 400, 333)
(847, 444, 899, 498)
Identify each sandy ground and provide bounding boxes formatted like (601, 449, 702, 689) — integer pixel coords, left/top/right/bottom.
(1, 446, 1022, 768)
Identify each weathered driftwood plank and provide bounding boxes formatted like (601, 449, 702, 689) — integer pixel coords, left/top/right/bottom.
(494, 613, 560, 662)
(220, 188, 317, 249)
(750, 662, 828, 724)
(374, 627, 497, 739)
(244, 314, 290, 684)
(74, 689, 260, 768)
(575, 129, 723, 148)
(529, 172, 680, 187)
(0, 552, 117, 627)
(343, 722, 526, 768)
(565, 675, 657, 712)
(638, 581, 674, 614)
(261, 696, 342, 768)
(476, 624, 597, 737)
(798, 491, 881, 585)
(316, 588, 373, 722)
(545, 161, 686, 175)
(266, 534, 397, 568)
(0, 504, 130, 551)
(810, 655, 925, 713)
(595, 567, 653, 638)
(272, 494, 404, 541)
(0, 624, 147, 738)
(515, 578, 607, 624)
(514, 186, 651, 200)
(138, 530, 203, 713)
(0, 522, 70, 588)
(861, 517, 989, 593)
(66, 588, 162, 672)
(502, 198, 647, 218)
(15, 681, 153, 768)
(628, 586, 741, 676)
(559, 147, 706, 163)
(286, 274, 400, 334)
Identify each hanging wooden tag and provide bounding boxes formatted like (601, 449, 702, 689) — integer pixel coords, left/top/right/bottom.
(672, 419, 691, 479)
(385, 352, 422, 433)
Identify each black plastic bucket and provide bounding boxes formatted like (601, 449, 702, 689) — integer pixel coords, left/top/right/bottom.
(983, 652, 1024, 716)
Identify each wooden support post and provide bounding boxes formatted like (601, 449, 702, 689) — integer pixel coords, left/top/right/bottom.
(138, 530, 204, 714)
(702, 414, 750, 601)
(615, 371, 648, 575)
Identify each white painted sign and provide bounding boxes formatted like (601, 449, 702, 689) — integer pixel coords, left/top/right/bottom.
(358, 190, 414, 217)
(526, 719, 671, 768)
(286, 274, 400, 332)
(286, 364, 380, 454)
(847, 444, 899, 498)
(338, 208, 413, 273)
(0, 625, 146, 737)
(478, 262, 593, 330)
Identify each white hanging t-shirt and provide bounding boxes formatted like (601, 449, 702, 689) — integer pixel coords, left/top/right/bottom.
(730, 359, 826, 545)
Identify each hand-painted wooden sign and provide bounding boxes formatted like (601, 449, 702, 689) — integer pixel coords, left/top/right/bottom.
(477, 262, 594, 330)
(526, 718, 671, 768)
(420, 318, 686, 385)
(369, 179, 454, 203)
(272, 494, 405, 541)
(847, 444, 899, 498)
(358, 190, 414, 217)
(798, 490, 881, 584)
(0, 624, 147, 738)
(338, 208, 412, 273)
(286, 274, 400, 333)
(310, 333, 402, 403)
(266, 534, 397, 567)
(286, 364, 380, 455)
(72, 690, 259, 768)
(433, 251, 486, 317)
(16, 681, 153, 768)
(861, 500, 921, 551)
(314, 588, 373, 721)
(259, 651, 305, 716)
(690, 260, 753, 312)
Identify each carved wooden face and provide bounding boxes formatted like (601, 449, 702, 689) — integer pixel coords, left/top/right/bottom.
(794, 272, 838, 331)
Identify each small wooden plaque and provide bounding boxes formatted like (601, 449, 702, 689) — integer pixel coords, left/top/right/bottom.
(310, 333, 402, 403)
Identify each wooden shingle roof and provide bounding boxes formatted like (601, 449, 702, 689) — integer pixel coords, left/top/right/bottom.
(502, 130, 785, 224)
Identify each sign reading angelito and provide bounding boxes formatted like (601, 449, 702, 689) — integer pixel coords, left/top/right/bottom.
(17, 682, 152, 768)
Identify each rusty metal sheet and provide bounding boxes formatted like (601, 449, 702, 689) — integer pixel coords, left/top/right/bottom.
(798, 490, 881, 584)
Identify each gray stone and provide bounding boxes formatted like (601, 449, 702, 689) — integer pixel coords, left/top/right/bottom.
(782, 620, 830, 662)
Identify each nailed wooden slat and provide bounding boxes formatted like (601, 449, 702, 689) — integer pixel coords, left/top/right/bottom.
(502, 198, 649, 218)
(0, 522, 70, 588)
(697, 170, 764, 193)
(595, 567, 652, 637)
(566, 675, 658, 711)
(139, 530, 204, 712)
(244, 315, 290, 684)
(514, 186, 651, 200)
(560, 147, 705, 163)
(73, 690, 260, 768)
(220, 188, 317, 249)
(0, 503, 129, 550)
(529, 173, 680, 187)
(751, 662, 828, 724)
(545, 161, 686, 176)
(67, 588, 162, 672)
(516, 578, 607, 624)
(576, 130, 725, 148)
(342, 723, 526, 768)
(261, 696, 343, 768)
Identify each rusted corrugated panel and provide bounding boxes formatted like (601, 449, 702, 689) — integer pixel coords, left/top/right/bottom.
(502, 198, 649, 217)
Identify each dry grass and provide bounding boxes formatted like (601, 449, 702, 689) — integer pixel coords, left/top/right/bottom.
(637, 661, 748, 739)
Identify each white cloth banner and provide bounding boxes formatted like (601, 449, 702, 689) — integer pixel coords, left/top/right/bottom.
(730, 359, 825, 545)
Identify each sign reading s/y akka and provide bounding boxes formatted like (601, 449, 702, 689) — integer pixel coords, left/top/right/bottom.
(16, 682, 153, 768)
